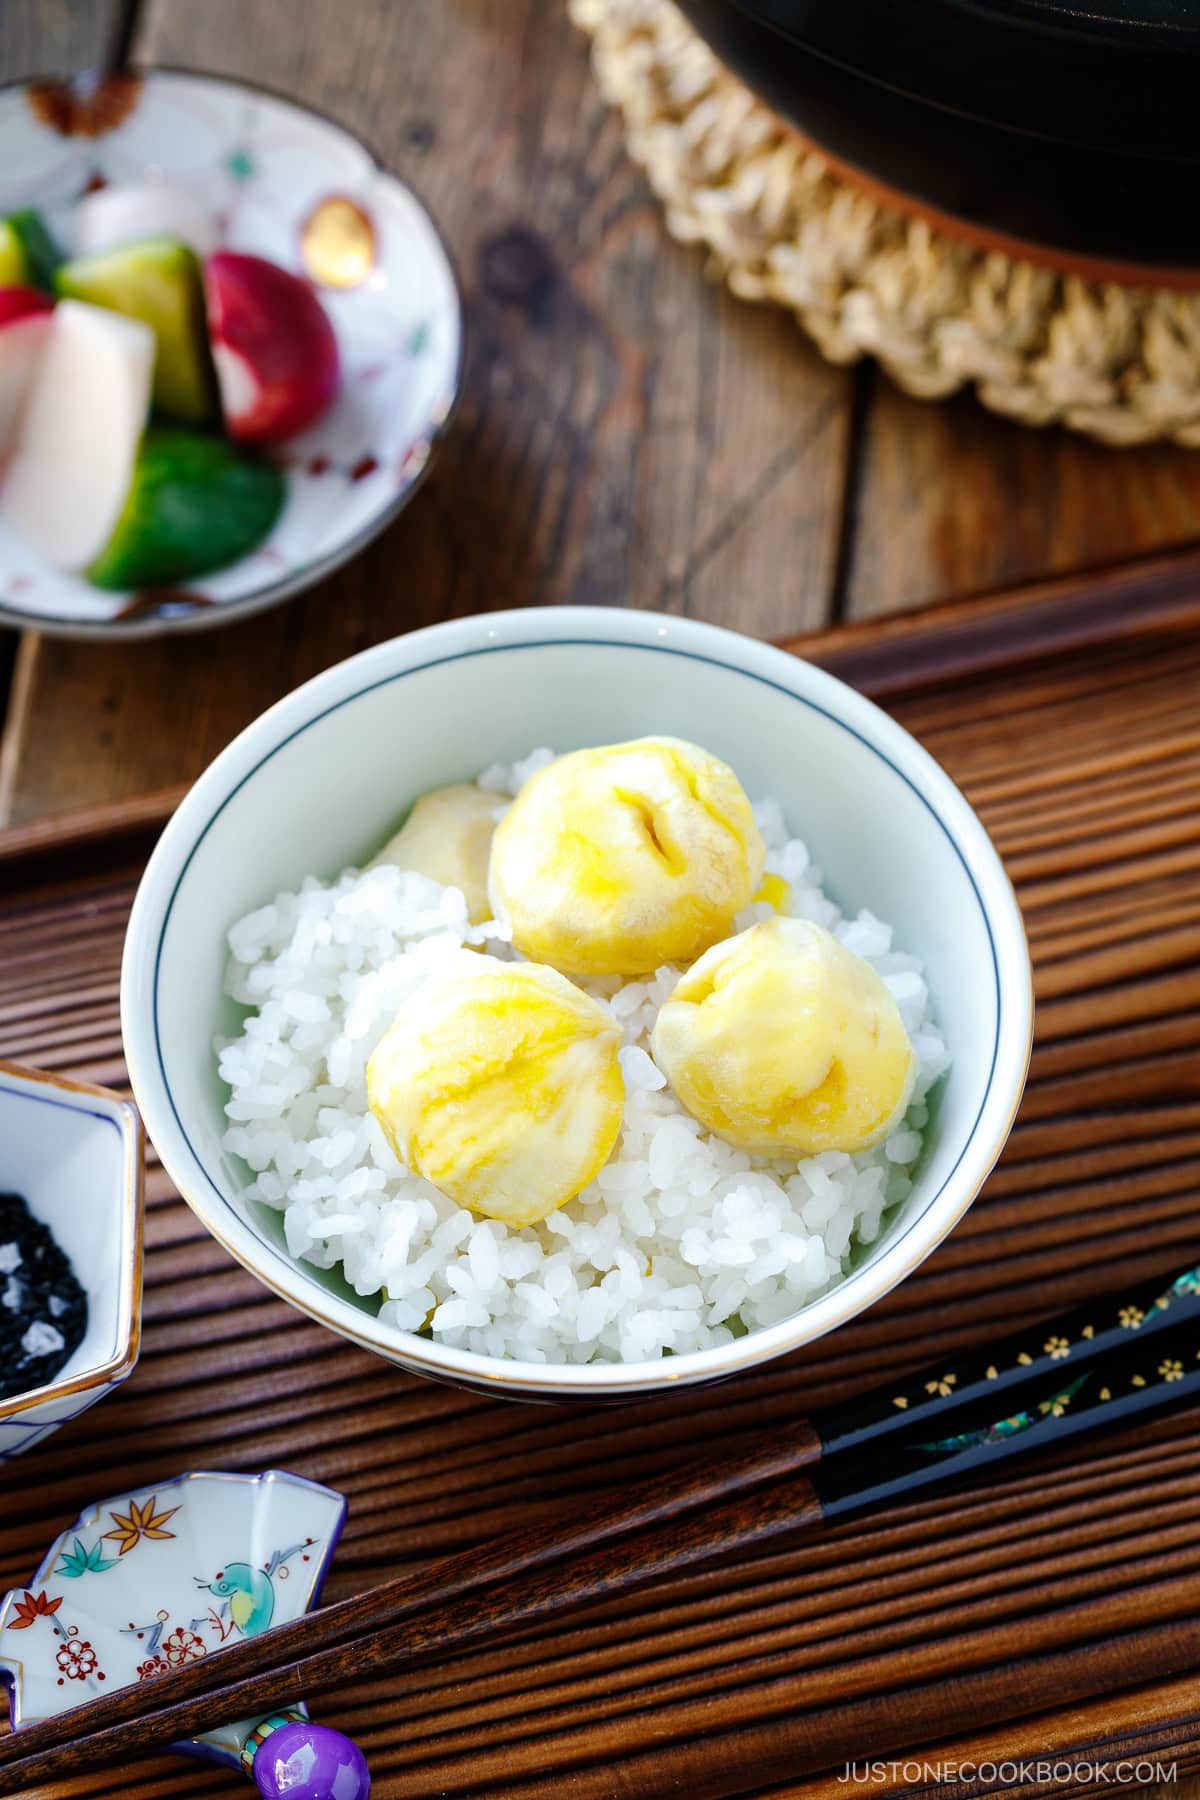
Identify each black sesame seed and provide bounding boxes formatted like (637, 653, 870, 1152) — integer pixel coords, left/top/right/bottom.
(0, 1194, 88, 1402)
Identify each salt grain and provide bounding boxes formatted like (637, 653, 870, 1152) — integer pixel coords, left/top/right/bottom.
(21, 1320, 64, 1360)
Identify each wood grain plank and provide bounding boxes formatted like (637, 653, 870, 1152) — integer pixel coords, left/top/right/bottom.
(0, 0, 125, 81)
(0, 0, 852, 826)
(845, 385, 1200, 619)
(2, 616, 1200, 1797)
(764, 1680, 1200, 1800)
(789, 544, 1200, 698)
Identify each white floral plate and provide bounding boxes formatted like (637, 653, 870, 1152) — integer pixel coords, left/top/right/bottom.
(0, 68, 464, 639)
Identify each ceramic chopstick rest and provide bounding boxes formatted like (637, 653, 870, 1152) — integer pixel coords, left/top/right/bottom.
(0, 1468, 369, 1798)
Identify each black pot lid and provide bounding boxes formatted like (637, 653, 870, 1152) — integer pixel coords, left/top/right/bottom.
(735, 0, 1200, 159)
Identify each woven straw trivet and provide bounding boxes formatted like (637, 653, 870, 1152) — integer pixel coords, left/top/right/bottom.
(570, 0, 1200, 447)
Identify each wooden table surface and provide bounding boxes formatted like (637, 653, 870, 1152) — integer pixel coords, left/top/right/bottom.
(2, 6, 1200, 1799)
(5, 0, 1200, 825)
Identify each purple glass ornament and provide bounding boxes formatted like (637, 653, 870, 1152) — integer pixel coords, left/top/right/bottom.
(252, 1720, 371, 1800)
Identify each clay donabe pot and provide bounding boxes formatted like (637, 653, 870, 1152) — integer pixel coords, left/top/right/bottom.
(676, 0, 1200, 280)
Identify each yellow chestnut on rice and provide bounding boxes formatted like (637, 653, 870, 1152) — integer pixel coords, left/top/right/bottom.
(488, 736, 765, 977)
(371, 781, 500, 924)
(651, 916, 917, 1156)
(367, 958, 624, 1227)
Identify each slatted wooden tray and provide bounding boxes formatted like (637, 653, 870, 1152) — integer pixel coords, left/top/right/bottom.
(3, 568, 1200, 1800)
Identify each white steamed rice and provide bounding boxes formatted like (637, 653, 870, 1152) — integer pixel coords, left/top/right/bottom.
(218, 748, 949, 1365)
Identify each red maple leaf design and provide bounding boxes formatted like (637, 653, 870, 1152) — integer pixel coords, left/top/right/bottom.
(9, 1590, 63, 1630)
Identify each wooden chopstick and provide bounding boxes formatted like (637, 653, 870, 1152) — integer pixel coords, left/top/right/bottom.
(7, 1320, 1200, 1791)
(0, 1422, 819, 1789)
(0, 1263, 1181, 1775)
(16, 1513, 1200, 1797)
(1, 1470, 826, 1791)
(6, 1266, 1200, 1788)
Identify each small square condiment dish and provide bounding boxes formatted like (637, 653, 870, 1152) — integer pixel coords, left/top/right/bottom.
(0, 1060, 143, 1462)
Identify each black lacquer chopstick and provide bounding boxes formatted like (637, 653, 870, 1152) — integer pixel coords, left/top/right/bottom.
(814, 1314, 1200, 1516)
(6, 1265, 1200, 1789)
(809, 1260, 1200, 1459)
(8, 1306, 1200, 1792)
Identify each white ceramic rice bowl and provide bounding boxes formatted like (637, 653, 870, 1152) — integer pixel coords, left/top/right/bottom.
(121, 607, 1032, 1401)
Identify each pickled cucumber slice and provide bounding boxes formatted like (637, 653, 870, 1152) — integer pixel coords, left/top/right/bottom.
(56, 236, 215, 422)
(0, 222, 28, 287)
(87, 428, 285, 590)
(1, 210, 63, 291)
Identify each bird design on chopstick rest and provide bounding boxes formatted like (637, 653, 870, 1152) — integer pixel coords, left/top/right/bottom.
(0, 1468, 370, 1799)
(195, 1532, 326, 1639)
(198, 1560, 279, 1637)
